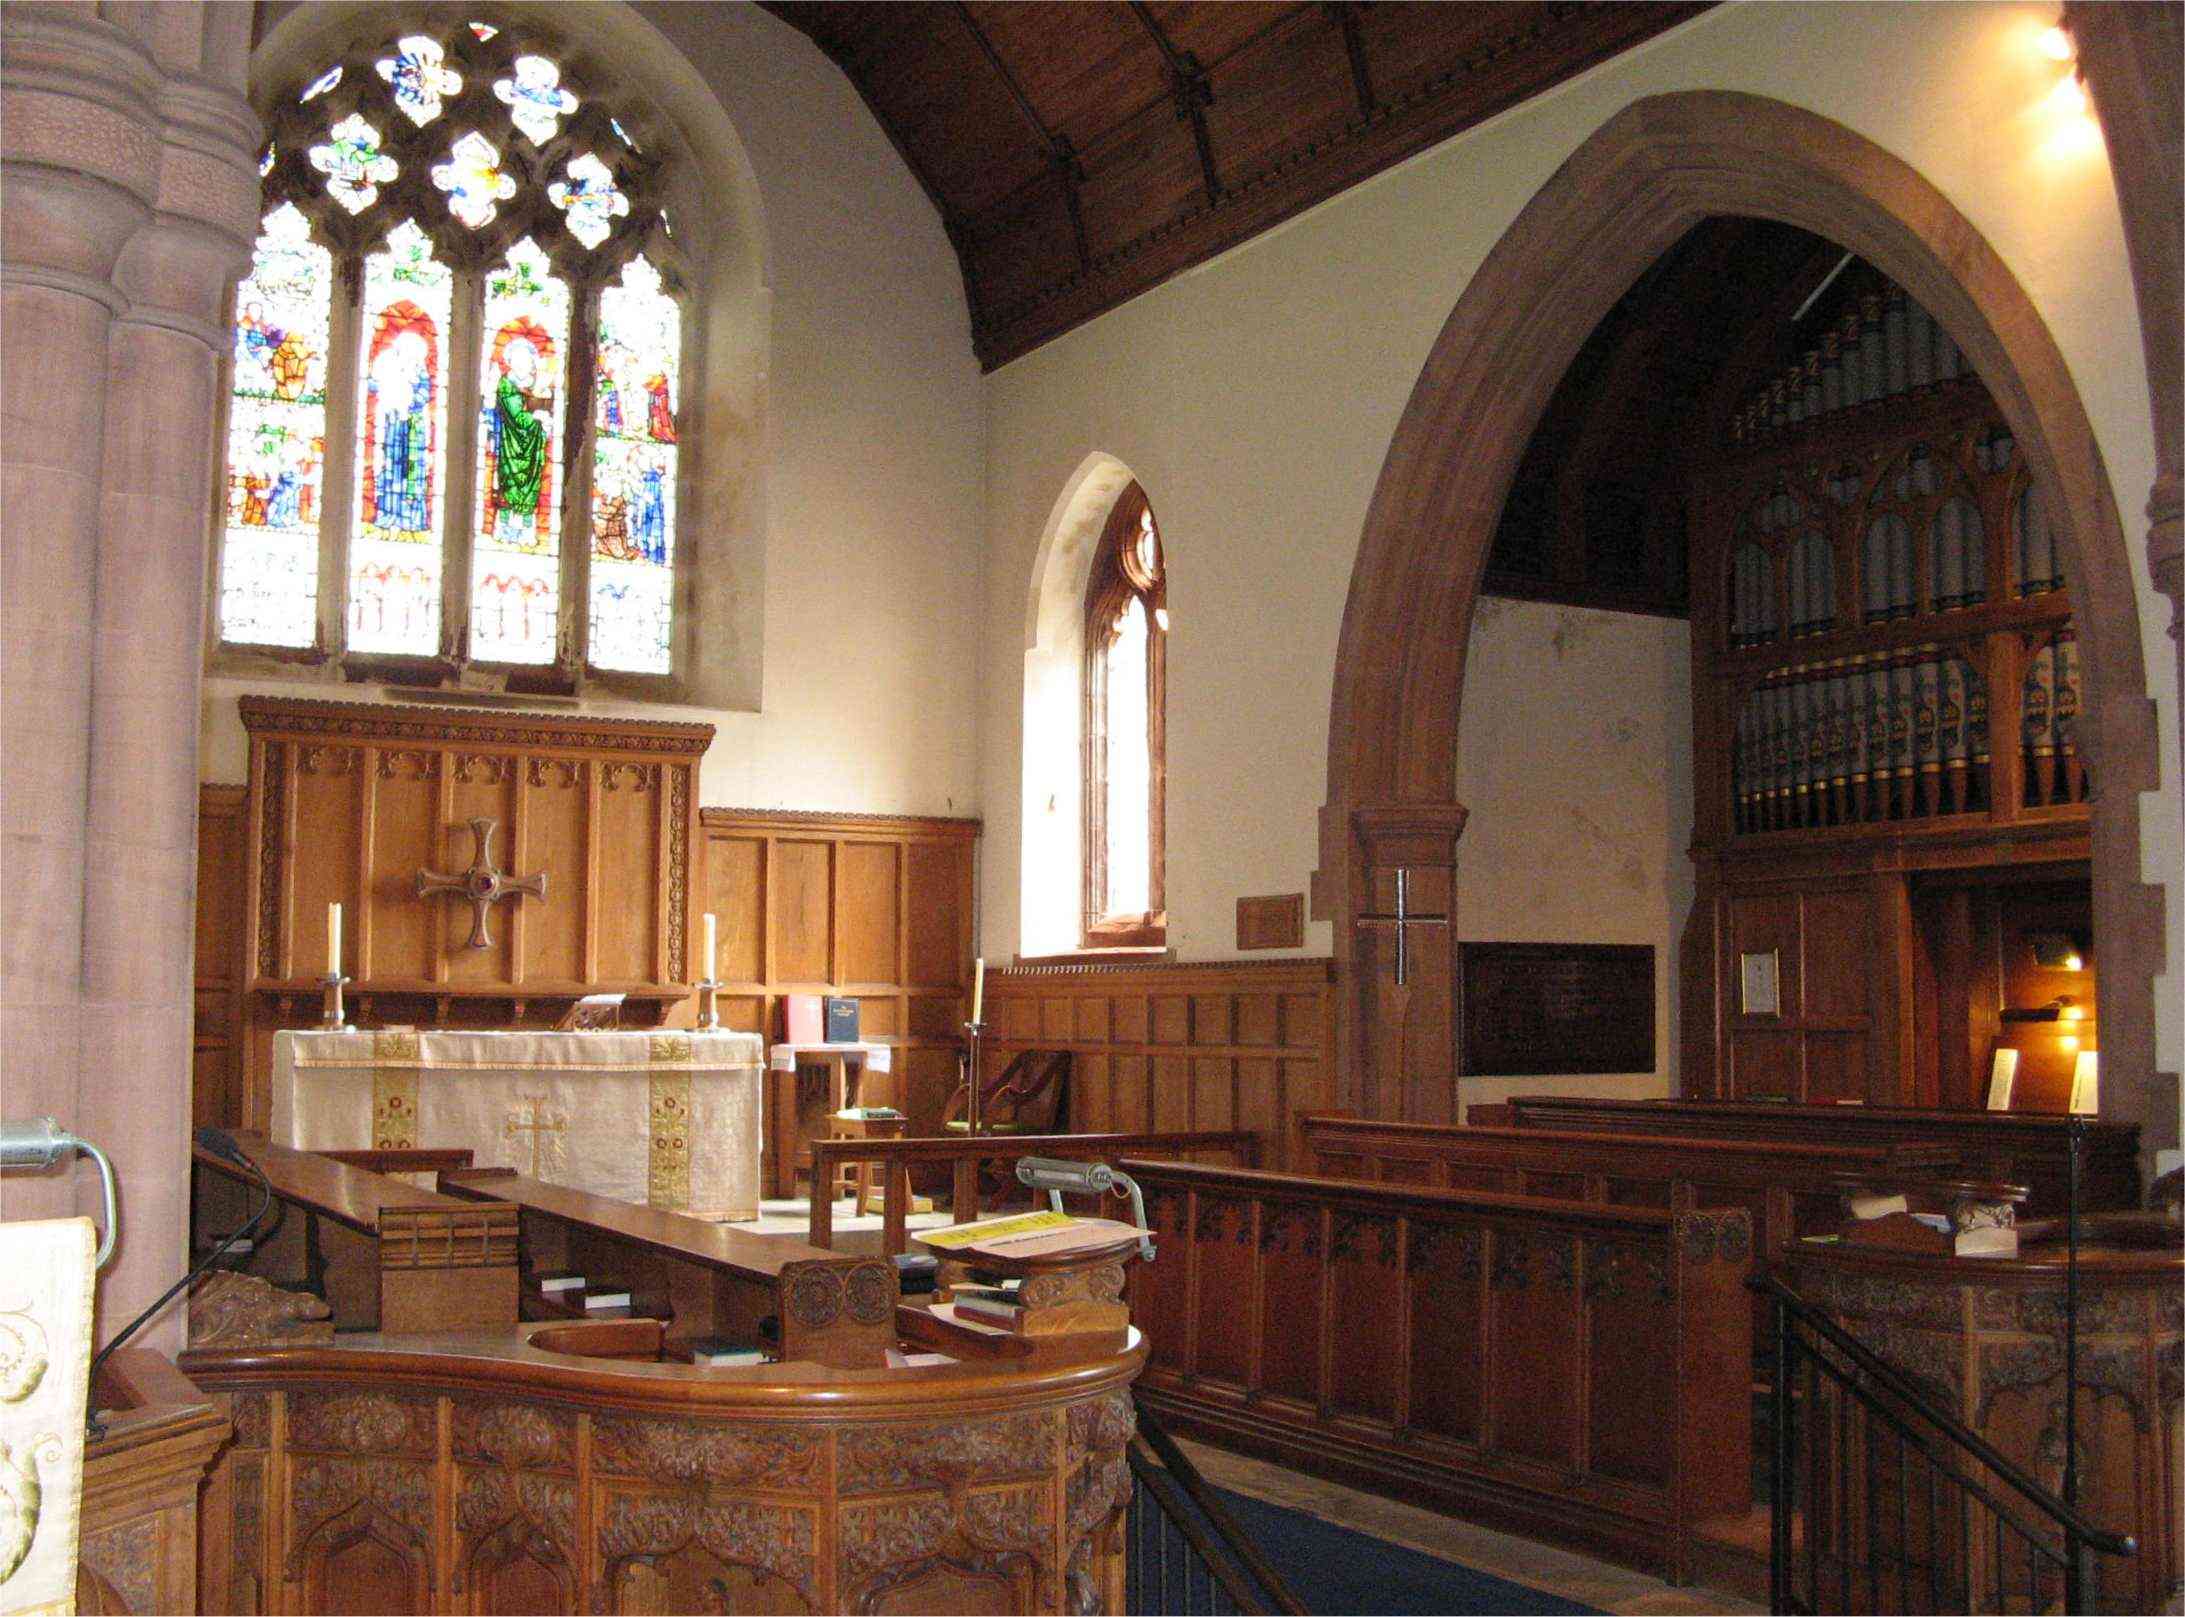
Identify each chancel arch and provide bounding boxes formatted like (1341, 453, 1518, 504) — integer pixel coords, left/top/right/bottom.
(1320, 90, 2166, 1146)
(230, 0, 770, 709)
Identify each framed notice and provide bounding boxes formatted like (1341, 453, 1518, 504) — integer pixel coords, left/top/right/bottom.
(1459, 943, 1653, 1077)
(1986, 1048, 2018, 1111)
(1739, 950, 1782, 1016)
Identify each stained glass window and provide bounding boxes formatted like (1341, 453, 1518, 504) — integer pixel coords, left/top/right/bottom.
(310, 114, 398, 214)
(219, 204, 332, 648)
(471, 239, 571, 664)
(589, 256, 680, 673)
(431, 130, 517, 229)
(351, 221, 453, 656)
(495, 56, 578, 145)
(547, 153, 629, 249)
(376, 35, 461, 128)
(221, 26, 688, 685)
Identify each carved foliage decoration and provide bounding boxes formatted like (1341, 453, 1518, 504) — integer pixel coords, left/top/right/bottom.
(839, 1481, 1051, 1611)
(837, 1410, 1054, 1497)
(450, 1398, 573, 1471)
(188, 1272, 334, 1349)
(256, 743, 285, 978)
(588, 1415, 818, 1490)
(452, 1468, 577, 1601)
(285, 1454, 434, 1598)
(286, 1390, 436, 1456)
(595, 1487, 818, 1609)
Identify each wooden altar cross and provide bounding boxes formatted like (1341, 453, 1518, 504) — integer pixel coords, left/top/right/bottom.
(416, 817, 547, 949)
(1356, 867, 1449, 986)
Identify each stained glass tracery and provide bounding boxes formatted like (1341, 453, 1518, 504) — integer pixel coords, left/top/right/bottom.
(495, 55, 578, 145)
(220, 204, 332, 648)
(590, 256, 680, 673)
(351, 221, 453, 656)
(547, 152, 629, 249)
(377, 35, 462, 127)
(471, 239, 571, 664)
(310, 113, 399, 214)
(431, 130, 518, 229)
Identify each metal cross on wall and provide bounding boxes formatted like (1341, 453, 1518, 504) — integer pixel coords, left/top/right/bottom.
(416, 817, 547, 950)
(1356, 867, 1449, 987)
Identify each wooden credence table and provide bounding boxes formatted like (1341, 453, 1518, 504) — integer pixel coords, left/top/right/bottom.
(1122, 1157, 1755, 1583)
(193, 1133, 519, 1332)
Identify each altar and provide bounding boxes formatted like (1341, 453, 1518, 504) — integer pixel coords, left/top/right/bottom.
(271, 1028, 765, 1220)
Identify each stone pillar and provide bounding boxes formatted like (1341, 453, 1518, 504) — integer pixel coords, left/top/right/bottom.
(0, 2, 258, 1347)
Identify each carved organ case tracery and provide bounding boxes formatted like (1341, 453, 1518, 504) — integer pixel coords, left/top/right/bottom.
(1684, 269, 2092, 1108)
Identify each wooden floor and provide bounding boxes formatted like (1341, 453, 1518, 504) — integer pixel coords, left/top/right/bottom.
(1178, 1438, 1765, 1617)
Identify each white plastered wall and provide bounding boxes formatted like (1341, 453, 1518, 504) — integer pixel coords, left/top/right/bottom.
(984, 3, 2180, 1089)
(203, 0, 986, 819)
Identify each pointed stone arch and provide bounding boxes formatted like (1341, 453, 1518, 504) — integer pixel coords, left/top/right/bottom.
(1318, 90, 2164, 1137)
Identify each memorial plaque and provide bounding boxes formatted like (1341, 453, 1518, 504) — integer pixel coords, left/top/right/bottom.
(1459, 943, 1654, 1076)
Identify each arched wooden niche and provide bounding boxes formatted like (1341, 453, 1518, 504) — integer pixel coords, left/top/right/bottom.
(1318, 91, 2161, 1135)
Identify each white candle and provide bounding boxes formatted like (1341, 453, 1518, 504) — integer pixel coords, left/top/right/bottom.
(327, 901, 342, 977)
(970, 956, 985, 1024)
(702, 912, 717, 983)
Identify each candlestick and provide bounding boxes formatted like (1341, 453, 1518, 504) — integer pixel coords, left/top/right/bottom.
(319, 972, 352, 1031)
(962, 1017, 986, 1137)
(702, 912, 717, 983)
(970, 956, 984, 1024)
(695, 978, 721, 1030)
(328, 901, 342, 976)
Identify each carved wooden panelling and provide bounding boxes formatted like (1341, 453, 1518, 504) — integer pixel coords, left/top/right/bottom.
(196, 784, 250, 1129)
(988, 958, 1334, 1168)
(700, 808, 979, 1138)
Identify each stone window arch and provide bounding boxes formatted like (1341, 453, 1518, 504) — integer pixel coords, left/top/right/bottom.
(1081, 481, 1167, 948)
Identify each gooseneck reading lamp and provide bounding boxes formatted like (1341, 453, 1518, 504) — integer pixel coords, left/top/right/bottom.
(1014, 1156, 1155, 1262)
(0, 1116, 119, 1270)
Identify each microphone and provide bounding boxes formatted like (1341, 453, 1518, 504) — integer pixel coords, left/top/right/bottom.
(85, 1126, 275, 1435)
(0, 1116, 118, 1268)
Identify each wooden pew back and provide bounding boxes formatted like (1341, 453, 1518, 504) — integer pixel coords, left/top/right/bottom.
(1121, 1157, 1753, 1582)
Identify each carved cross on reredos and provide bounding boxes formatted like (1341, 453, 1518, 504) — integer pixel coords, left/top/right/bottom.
(416, 817, 546, 949)
(1356, 868, 1449, 986)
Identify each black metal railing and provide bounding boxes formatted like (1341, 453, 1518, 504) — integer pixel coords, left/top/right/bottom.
(1757, 1271, 2134, 1614)
(1125, 1398, 1307, 1615)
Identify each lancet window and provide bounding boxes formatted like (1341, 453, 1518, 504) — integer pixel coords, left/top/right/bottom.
(1082, 485, 1167, 948)
(216, 19, 685, 684)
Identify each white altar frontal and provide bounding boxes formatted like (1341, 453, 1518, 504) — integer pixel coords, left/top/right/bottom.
(272, 1029, 766, 1221)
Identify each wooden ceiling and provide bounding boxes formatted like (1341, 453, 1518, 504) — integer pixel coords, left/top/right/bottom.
(763, 1, 1711, 370)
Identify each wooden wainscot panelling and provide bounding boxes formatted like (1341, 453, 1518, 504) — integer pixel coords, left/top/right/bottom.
(1125, 1159, 1753, 1583)
(78, 1350, 229, 1616)
(216, 697, 712, 1131)
(196, 784, 250, 1130)
(988, 959, 1336, 1169)
(699, 808, 979, 1140)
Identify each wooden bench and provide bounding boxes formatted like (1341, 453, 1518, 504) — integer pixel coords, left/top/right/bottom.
(1482, 1096, 2142, 1212)
(192, 1133, 519, 1332)
(440, 1167, 894, 1368)
(1121, 1157, 1753, 1583)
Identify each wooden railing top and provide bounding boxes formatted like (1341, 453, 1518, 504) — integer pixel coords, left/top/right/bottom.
(1299, 1112, 1959, 1168)
(439, 1168, 840, 1279)
(1503, 1096, 2142, 1142)
(1122, 1157, 1713, 1235)
(806, 1128, 1256, 1168)
(199, 1132, 478, 1235)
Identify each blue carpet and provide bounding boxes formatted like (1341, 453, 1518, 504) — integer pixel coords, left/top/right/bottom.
(1209, 1486, 1606, 1616)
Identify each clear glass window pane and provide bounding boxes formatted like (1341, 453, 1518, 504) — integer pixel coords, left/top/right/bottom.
(471, 239, 571, 664)
(589, 256, 679, 674)
(1103, 597, 1152, 916)
(220, 204, 332, 649)
(351, 220, 453, 656)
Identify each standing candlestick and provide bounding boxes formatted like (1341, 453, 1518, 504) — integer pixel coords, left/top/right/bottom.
(319, 972, 352, 1031)
(695, 979, 722, 1030)
(962, 1019, 986, 1137)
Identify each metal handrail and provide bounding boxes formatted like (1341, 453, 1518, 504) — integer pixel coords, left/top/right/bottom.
(1753, 1271, 2135, 1558)
(1126, 1394, 1308, 1615)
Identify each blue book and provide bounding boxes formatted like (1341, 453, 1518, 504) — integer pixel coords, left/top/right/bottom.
(824, 996, 860, 1042)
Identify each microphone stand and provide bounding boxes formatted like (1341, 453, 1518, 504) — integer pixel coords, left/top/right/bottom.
(86, 1128, 273, 1438)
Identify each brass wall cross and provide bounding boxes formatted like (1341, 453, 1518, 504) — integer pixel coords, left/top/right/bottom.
(1356, 867, 1449, 987)
(416, 817, 547, 949)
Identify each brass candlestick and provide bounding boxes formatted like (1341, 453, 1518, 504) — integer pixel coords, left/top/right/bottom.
(695, 979, 722, 1030)
(961, 1020, 987, 1136)
(319, 973, 353, 1031)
